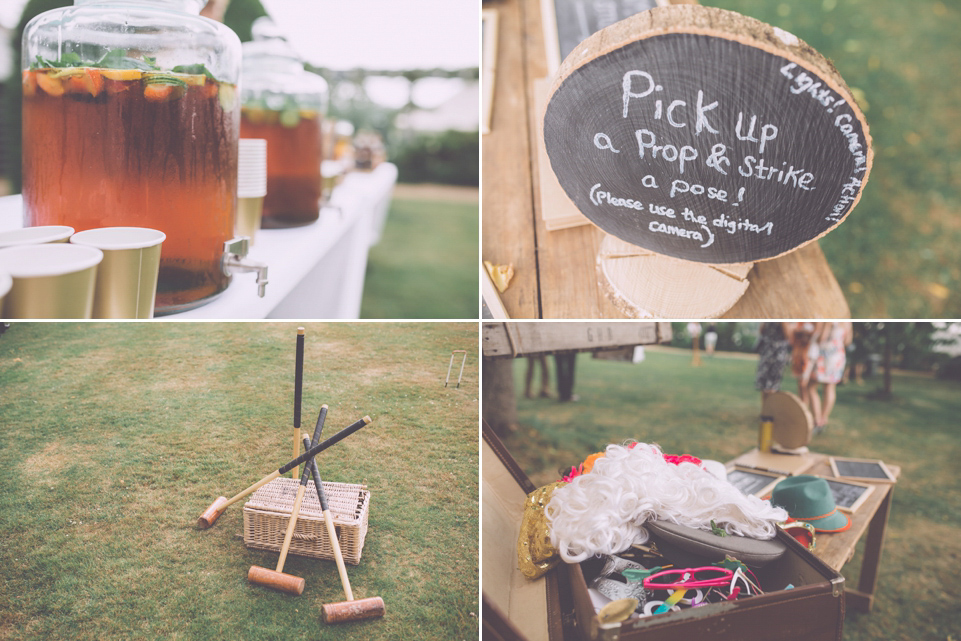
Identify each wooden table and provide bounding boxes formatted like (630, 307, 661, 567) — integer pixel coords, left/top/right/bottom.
(482, 0, 851, 319)
(728, 450, 900, 613)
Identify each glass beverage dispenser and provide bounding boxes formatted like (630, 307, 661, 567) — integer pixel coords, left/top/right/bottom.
(22, 0, 263, 314)
(239, 34, 329, 227)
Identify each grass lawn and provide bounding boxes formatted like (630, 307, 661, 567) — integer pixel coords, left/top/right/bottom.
(361, 187, 479, 319)
(501, 346, 961, 641)
(0, 322, 479, 641)
(705, 0, 961, 317)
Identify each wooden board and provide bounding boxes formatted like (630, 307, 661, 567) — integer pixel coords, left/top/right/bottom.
(731, 447, 816, 477)
(596, 233, 750, 318)
(482, 321, 669, 357)
(533, 78, 591, 230)
(541, 0, 666, 77)
(723, 241, 850, 318)
(482, 9, 500, 135)
(762, 390, 814, 450)
(543, 5, 872, 264)
(483, 0, 541, 319)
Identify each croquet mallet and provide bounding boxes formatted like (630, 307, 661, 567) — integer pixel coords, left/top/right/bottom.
(196, 414, 372, 529)
(247, 405, 328, 595)
(305, 439, 386, 623)
(291, 327, 305, 477)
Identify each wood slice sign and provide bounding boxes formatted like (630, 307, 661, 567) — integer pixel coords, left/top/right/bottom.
(544, 6, 873, 264)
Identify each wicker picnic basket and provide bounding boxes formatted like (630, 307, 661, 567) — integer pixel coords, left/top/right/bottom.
(243, 476, 370, 565)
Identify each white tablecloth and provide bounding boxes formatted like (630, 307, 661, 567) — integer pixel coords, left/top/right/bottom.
(0, 163, 397, 319)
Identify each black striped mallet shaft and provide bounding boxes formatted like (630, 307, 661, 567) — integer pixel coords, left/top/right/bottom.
(306, 450, 386, 623)
(248, 405, 328, 595)
(292, 327, 305, 476)
(197, 414, 371, 529)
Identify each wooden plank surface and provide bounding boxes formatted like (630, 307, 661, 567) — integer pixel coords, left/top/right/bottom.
(726, 242, 851, 318)
(484, 0, 852, 319)
(482, 321, 670, 358)
(482, 0, 541, 319)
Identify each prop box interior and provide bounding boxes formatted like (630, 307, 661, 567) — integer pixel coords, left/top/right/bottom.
(483, 424, 846, 641)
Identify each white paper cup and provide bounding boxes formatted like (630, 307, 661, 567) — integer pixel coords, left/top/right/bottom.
(239, 138, 268, 198)
(70, 227, 166, 319)
(0, 244, 103, 318)
(0, 225, 75, 248)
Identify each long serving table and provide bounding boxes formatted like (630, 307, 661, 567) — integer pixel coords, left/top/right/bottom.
(0, 163, 397, 319)
(481, 0, 851, 318)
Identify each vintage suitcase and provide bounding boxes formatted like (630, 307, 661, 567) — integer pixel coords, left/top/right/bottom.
(482, 423, 846, 641)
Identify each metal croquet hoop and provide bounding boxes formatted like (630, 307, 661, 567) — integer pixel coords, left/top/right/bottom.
(445, 350, 467, 388)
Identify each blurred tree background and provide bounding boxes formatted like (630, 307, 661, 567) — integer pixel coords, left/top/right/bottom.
(707, 0, 961, 317)
(670, 322, 961, 384)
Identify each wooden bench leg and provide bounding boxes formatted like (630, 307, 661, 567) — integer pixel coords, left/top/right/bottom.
(845, 487, 894, 613)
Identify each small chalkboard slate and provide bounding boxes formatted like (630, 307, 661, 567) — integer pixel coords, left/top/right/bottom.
(824, 478, 874, 513)
(829, 456, 896, 483)
(543, 6, 872, 265)
(542, 0, 664, 76)
(726, 466, 783, 498)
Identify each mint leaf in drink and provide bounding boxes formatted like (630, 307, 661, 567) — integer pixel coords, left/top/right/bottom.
(171, 63, 216, 81)
(32, 52, 84, 69)
(95, 49, 161, 71)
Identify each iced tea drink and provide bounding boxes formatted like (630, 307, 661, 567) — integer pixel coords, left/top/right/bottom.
(240, 107, 323, 227)
(22, 63, 238, 313)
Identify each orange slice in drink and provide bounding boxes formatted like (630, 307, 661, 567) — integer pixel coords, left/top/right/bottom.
(22, 70, 38, 97)
(36, 72, 65, 97)
(100, 69, 142, 81)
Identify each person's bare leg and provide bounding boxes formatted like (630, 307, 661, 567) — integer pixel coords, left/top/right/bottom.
(808, 381, 823, 427)
(538, 355, 551, 397)
(821, 383, 837, 425)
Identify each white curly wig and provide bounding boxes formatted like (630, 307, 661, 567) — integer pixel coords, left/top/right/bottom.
(546, 442, 788, 563)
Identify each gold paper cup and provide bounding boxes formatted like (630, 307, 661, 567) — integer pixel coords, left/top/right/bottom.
(0, 273, 11, 312)
(235, 197, 264, 245)
(70, 227, 166, 319)
(0, 244, 103, 319)
(0, 225, 74, 248)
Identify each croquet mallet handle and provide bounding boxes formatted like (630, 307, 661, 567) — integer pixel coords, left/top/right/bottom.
(306, 445, 354, 602)
(278, 415, 371, 475)
(292, 328, 306, 475)
(197, 415, 371, 529)
(297, 404, 328, 481)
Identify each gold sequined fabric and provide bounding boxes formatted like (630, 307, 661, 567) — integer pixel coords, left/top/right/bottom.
(517, 482, 565, 579)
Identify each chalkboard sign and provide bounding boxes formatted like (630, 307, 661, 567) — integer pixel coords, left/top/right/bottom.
(824, 478, 874, 513)
(542, 0, 663, 75)
(726, 467, 782, 498)
(543, 6, 872, 264)
(829, 457, 896, 483)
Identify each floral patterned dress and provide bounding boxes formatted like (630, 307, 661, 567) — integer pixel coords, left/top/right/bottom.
(755, 323, 791, 392)
(814, 323, 847, 384)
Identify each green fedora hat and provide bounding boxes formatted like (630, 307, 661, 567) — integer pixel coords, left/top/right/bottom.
(770, 475, 851, 533)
